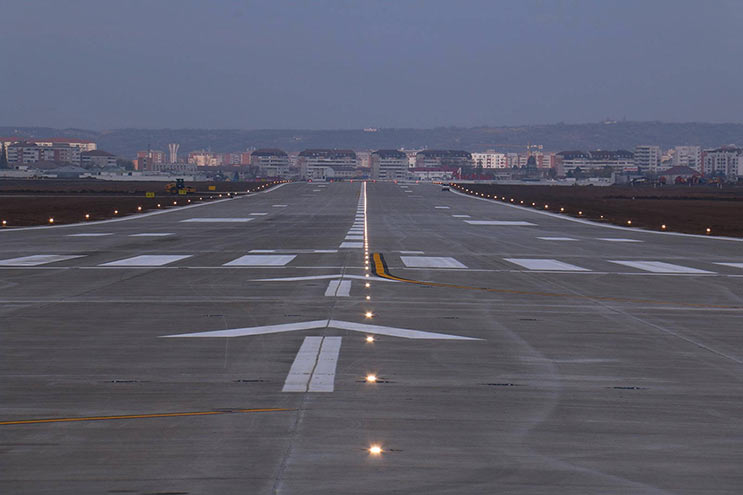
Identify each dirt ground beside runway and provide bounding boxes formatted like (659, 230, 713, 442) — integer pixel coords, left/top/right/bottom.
(453, 183, 743, 238)
(0, 180, 280, 226)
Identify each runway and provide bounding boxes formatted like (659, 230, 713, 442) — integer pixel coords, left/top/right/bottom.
(2, 181, 742, 494)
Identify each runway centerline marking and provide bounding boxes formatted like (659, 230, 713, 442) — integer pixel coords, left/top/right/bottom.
(538, 237, 577, 241)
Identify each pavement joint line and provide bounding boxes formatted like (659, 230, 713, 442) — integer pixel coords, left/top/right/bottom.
(370, 252, 743, 309)
(0, 407, 295, 425)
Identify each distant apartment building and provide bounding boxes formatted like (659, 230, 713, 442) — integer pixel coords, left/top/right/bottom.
(149, 162, 198, 173)
(371, 150, 408, 180)
(1, 137, 96, 152)
(555, 150, 635, 175)
(634, 145, 661, 173)
(6, 142, 41, 163)
(702, 146, 742, 177)
(137, 150, 166, 165)
(81, 150, 117, 168)
(472, 152, 508, 169)
(415, 150, 472, 169)
(402, 149, 422, 168)
(251, 149, 290, 177)
(356, 151, 372, 169)
(673, 146, 702, 171)
(187, 151, 250, 167)
(298, 149, 357, 180)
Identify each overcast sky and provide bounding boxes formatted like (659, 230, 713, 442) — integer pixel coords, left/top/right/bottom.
(1, 0, 742, 130)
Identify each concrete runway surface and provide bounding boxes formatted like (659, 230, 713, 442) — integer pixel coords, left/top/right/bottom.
(2, 181, 742, 494)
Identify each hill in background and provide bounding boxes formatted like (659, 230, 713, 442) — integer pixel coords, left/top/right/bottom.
(1, 122, 742, 158)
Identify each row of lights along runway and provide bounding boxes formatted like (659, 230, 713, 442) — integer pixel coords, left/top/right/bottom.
(0, 180, 288, 228)
(360, 181, 383, 457)
(451, 183, 714, 235)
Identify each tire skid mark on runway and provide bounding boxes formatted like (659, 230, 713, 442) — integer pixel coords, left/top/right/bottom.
(371, 252, 743, 309)
(0, 408, 294, 426)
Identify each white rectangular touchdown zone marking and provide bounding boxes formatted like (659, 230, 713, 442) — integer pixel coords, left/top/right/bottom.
(538, 237, 577, 241)
(224, 255, 296, 266)
(465, 220, 536, 226)
(181, 218, 253, 223)
(129, 233, 174, 237)
(400, 256, 467, 269)
(505, 258, 589, 271)
(67, 233, 113, 237)
(282, 336, 342, 392)
(339, 242, 363, 249)
(609, 260, 713, 274)
(598, 238, 643, 243)
(101, 255, 191, 266)
(0, 254, 84, 266)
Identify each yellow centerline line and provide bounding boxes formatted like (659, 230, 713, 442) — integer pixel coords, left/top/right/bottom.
(0, 408, 294, 426)
(371, 252, 740, 309)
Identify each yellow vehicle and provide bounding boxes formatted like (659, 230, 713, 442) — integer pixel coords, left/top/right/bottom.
(165, 179, 196, 195)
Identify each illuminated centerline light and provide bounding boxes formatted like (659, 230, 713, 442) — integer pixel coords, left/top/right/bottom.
(369, 445, 383, 455)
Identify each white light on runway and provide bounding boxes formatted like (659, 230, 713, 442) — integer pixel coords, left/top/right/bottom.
(366, 374, 377, 383)
(369, 445, 383, 455)
(366, 336, 375, 343)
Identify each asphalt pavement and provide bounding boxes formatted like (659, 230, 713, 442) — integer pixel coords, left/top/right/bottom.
(2, 181, 742, 494)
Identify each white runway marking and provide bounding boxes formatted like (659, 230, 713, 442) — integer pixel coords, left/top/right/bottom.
(400, 256, 467, 268)
(715, 262, 743, 269)
(0, 254, 84, 266)
(250, 212, 268, 216)
(163, 320, 479, 340)
(223, 255, 296, 266)
(452, 214, 471, 218)
(325, 279, 351, 296)
(328, 320, 481, 340)
(313, 189, 322, 191)
(465, 220, 536, 226)
(66, 233, 113, 237)
(345, 235, 364, 241)
(272, 204, 288, 208)
(609, 260, 713, 274)
(313, 249, 338, 253)
(339, 241, 363, 248)
(435, 206, 450, 209)
(249, 249, 277, 253)
(538, 237, 577, 241)
(505, 258, 590, 271)
(181, 218, 253, 223)
(129, 233, 174, 237)
(254, 274, 397, 282)
(101, 255, 191, 266)
(308, 337, 342, 392)
(597, 238, 643, 242)
(282, 336, 342, 393)
(399, 250, 424, 255)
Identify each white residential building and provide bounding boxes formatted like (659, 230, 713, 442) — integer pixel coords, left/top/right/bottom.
(673, 146, 702, 171)
(471, 152, 508, 168)
(634, 145, 661, 173)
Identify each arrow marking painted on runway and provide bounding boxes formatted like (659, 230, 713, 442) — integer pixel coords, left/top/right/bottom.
(161, 319, 480, 340)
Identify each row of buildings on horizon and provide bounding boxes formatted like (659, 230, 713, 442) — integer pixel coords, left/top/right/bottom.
(2, 136, 743, 183)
